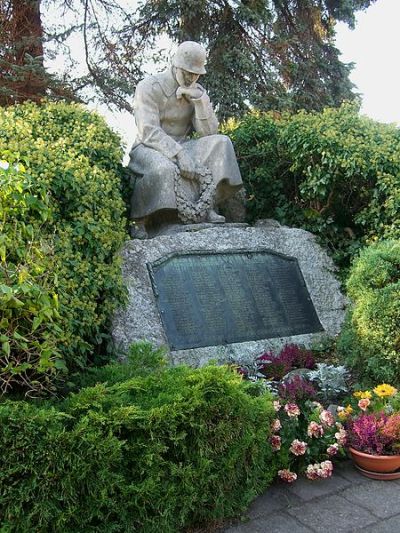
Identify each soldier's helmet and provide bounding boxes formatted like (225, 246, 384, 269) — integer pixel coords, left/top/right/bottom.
(172, 41, 206, 75)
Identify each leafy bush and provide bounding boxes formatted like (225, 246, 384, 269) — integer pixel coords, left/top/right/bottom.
(0, 102, 126, 394)
(225, 104, 400, 269)
(0, 365, 277, 532)
(0, 160, 64, 394)
(222, 111, 285, 222)
(338, 240, 400, 384)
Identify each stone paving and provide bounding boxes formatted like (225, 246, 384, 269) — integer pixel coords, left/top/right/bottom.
(224, 461, 400, 532)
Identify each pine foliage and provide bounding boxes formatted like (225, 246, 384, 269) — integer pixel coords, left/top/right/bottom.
(0, 0, 377, 117)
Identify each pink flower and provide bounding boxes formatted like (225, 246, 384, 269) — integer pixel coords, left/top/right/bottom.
(305, 461, 333, 480)
(346, 413, 391, 454)
(271, 418, 282, 432)
(305, 463, 319, 480)
(327, 444, 339, 456)
(307, 421, 324, 438)
(319, 410, 334, 427)
(320, 460, 333, 478)
(278, 469, 297, 483)
(358, 398, 371, 411)
(273, 400, 281, 412)
(271, 435, 281, 451)
(284, 403, 300, 417)
(289, 439, 307, 456)
(335, 428, 347, 446)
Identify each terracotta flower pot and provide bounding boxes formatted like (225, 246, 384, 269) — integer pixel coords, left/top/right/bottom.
(348, 446, 400, 473)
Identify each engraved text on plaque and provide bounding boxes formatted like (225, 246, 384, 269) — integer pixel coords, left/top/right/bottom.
(148, 250, 324, 350)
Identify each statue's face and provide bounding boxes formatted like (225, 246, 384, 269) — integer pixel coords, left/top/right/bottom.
(175, 67, 200, 87)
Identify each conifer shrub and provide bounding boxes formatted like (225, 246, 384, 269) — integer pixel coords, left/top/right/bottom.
(0, 102, 126, 395)
(0, 365, 277, 532)
(338, 240, 400, 384)
(69, 341, 168, 390)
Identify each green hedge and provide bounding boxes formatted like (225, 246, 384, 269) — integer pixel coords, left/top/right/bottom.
(0, 365, 277, 532)
(0, 102, 127, 394)
(0, 161, 63, 394)
(338, 240, 400, 384)
(224, 104, 400, 269)
(223, 112, 286, 220)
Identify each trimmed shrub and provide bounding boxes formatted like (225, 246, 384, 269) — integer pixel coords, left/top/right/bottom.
(225, 104, 400, 269)
(0, 102, 126, 394)
(69, 341, 168, 390)
(338, 240, 400, 384)
(0, 365, 277, 532)
(281, 105, 400, 249)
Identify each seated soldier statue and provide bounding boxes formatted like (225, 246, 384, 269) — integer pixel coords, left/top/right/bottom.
(128, 41, 243, 238)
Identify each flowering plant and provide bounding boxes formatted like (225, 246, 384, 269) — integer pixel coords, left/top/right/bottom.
(278, 375, 317, 403)
(271, 398, 346, 483)
(338, 384, 400, 456)
(257, 344, 315, 381)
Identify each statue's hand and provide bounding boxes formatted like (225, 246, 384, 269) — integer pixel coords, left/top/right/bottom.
(176, 86, 204, 101)
(176, 150, 197, 180)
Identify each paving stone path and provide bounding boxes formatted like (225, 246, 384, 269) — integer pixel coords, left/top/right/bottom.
(224, 461, 400, 532)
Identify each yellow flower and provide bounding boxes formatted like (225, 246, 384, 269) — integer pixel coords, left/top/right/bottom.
(353, 390, 372, 400)
(373, 384, 398, 398)
(337, 405, 353, 419)
(353, 390, 372, 399)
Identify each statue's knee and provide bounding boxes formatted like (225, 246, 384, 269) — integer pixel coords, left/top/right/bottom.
(149, 160, 177, 181)
(214, 134, 233, 150)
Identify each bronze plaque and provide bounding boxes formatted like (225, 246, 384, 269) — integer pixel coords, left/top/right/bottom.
(148, 250, 323, 350)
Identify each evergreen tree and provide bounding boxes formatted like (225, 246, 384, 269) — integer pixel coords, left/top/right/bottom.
(0, 0, 377, 118)
(0, 0, 76, 105)
(0, 0, 47, 105)
(0, 0, 136, 108)
(131, 0, 377, 119)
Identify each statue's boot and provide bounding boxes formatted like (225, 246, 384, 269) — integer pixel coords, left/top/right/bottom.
(130, 219, 148, 239)
(207, 209, 225, 223)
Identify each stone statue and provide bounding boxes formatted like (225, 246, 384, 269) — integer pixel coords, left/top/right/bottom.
(128, 41, 243, 237)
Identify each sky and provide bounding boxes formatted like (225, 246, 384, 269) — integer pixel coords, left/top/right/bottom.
(86, 0, 400, 157)
(335, 0, 400, 126)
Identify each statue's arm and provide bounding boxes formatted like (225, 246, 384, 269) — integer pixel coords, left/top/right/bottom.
(134, 80, 182, 159)
(191, 86, 219, 136)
